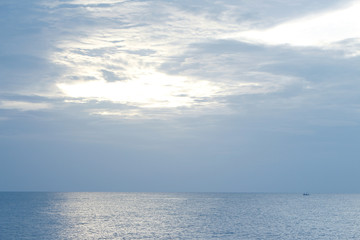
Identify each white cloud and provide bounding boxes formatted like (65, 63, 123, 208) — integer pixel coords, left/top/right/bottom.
(226, 0, 360, 53)
(57, 72, 217, 108)
(58, 71, 293, 109)
(0, 101, 52, 111)
(30, 0, 311, 119)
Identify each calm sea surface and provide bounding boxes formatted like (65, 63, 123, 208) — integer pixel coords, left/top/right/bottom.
(1, 192, 360, 239)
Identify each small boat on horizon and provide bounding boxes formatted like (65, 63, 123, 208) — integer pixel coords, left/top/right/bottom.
(303, 192, 310, 196)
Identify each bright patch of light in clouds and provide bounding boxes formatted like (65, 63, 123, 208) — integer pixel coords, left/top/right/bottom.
(58, 71, 280, 109)
(230, 1, 360, 49)
(58, 72, 219, 108)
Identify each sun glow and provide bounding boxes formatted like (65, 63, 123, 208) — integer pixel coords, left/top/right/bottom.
(57, 72, 221, 108)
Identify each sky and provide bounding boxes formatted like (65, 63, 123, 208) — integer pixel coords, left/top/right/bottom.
(1, 0, 360, 193)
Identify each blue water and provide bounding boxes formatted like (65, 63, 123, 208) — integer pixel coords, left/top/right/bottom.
(1, 193, 360, 239)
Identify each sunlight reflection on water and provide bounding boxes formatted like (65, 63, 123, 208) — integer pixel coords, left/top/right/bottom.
(1, 192, 360, 239)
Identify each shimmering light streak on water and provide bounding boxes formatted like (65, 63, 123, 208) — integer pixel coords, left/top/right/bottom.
(1, 193, 360, 239)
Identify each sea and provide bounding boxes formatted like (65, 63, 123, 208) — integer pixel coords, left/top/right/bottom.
(1, 192, 360, 240)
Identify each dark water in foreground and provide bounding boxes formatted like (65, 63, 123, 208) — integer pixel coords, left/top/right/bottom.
(1, 193, 360, 239)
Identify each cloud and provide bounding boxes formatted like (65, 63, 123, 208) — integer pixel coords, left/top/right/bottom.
(58, 71, 291, 108)
(47, 0, 311, 119)
(2, 0, 356, 120)
(226, 0, 360, 55)
(0, 101, 52, 111)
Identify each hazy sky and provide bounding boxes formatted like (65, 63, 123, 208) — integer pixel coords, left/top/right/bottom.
(1, 0, 360, 192)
